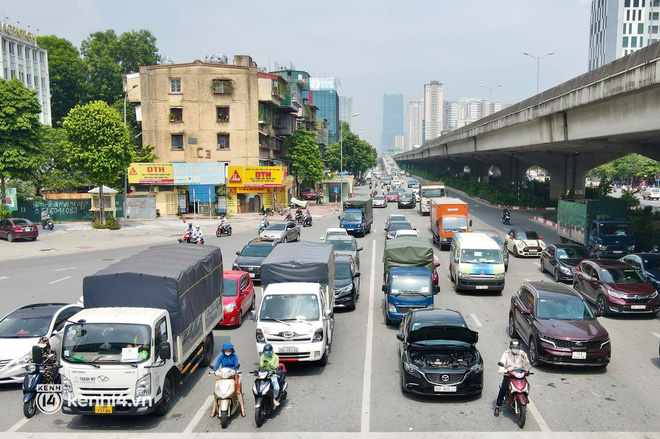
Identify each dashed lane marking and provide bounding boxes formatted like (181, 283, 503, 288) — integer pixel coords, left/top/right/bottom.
(6, 416, 29, 433)
(49, 276, 72, 285)
(183, 394, 213, 434)
(470, 314, 483, 328)
(360, 239, 377, 433)
(652, 332, 660, 339)
(0, 276, 8, 280)
(54, 267, 77, 272)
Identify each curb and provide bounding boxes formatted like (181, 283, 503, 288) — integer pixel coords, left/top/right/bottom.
(533, 216, 557, 229)
(495, 204, 556, 211)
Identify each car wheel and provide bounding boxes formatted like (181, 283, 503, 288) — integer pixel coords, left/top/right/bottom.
(237, 311, 243, 327)
(528, 338, 539, 367)
(282, 237, 287, 243)
(597, 295, 609, 316)
(554, 267, 561, 283)
(514, 246, 520, 258)
(30, 237, 37, 241)
(7, 232, 13, 242)
(540, 259, 546, 273)
(508, 313, 518, 338)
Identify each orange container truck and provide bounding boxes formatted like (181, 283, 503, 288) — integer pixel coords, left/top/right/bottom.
(430, 197, 471, 249)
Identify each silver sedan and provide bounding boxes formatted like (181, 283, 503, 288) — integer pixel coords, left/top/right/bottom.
(259, 221, 300, 243)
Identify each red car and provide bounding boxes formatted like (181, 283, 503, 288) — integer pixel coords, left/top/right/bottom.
(220, 270, 256, 327)
(386, 191, 399, 202)
(0, 218, 38, 242)
(302, 188, 317, 200)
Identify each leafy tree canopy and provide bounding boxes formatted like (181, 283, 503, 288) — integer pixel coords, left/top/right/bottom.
(284, 130, 324, 196)
(324, 122, 377, 176)
(590, 154, 660, 180)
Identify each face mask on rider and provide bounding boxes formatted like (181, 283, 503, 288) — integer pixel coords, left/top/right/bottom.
(511, 348, 520, 355)
(265, 352, 272, 357)
(224, 350, 232, 356)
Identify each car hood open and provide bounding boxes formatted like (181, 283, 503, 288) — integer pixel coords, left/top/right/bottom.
(408, 326, 478, 345)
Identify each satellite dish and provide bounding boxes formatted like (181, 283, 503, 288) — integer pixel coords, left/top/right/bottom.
(160, 57, 174, 65)
(205, 53, 228, 64)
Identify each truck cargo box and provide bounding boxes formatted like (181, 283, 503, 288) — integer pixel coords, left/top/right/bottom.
(261, 241, 334, 289)
(383, 236, 435, 278)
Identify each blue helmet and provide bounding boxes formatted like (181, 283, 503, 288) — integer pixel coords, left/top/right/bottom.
(263, 344, 273, 355)
(222, 342, 234, 352)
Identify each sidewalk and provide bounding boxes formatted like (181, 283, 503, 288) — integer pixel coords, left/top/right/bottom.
(0, 203, 336, 261)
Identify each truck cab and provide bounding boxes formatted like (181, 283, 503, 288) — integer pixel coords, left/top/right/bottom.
(589, 220, 635, 258)
(431, 198, 471, 249)
(383, 266, 439, 325)
(339, 198, 373, 237)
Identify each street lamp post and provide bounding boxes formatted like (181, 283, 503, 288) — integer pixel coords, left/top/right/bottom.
(339, 112, 359, 210)
(479, 84, 502, 103)
(523, 52, 555, 94)
(123, 84, 138, 224)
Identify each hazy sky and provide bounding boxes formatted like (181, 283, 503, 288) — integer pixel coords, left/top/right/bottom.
(2, 0, 592, 148)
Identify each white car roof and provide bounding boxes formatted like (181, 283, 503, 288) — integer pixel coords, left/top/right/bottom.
(325, 228, 348, 235)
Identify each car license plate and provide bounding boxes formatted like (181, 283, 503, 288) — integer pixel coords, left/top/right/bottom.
(613, 251, 623, 254)
(631, 305, 646, 310)
(434, 386, 457, 392)
(476, 285, 488, 290)
(572, 352, 587, 360)
(24, 227, 31, 231)
(346, 229, 354, 231)
(280, 346, 298, 353)
(94, 405, 113, 414)
(248, 273, 255, 278)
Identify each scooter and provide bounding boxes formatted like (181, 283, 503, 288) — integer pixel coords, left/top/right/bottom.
(497, 362, 532, 429)
(294, 212, 304, 225)
(501, 211, 511, 225)
(258, 218, 269, 234)
(178, 230, 193, 243)
(209, 367, 241, 429)
(216, 222, 232, 237)
(259, 207, 274, 216)
(252, 366, 288, 427)
(302, 213, 312, 227)
(23, 346, 60, 418)
(42, 217, 54, 230)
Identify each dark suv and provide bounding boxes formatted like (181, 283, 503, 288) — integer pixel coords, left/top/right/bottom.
(232, 238, 279, 282)
(509, 281, 611, 367)
(573, 260, 659, 316)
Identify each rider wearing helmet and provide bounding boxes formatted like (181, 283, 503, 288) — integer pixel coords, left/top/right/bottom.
(494, 339, 531, 417)
(210, 342, 245, 417)
(193, 224, 204, 242)
(259, 344, 281, 407)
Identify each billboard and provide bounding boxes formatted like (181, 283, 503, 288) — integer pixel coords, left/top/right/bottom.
(128, 163, 174, 184)
(3, 188, 17, 211)
(173, 163, 226, 185)
(227, 166, 283, 187)
(310, 77, 338, 91)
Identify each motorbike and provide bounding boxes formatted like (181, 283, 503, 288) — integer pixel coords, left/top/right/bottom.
(258, 218, 269, 234)
(302, 213, 312, 227)
(252, 367, 288, 427)
(497, 362, 532, 429)
(501, 211, 511, 225)
(369, 183, 373, 189)
(216, 222, 232, 237)
(259, 207, 274, 216)
(42, 217, 54, 230)
(23, 346, 60, 418)
(284, 212, 293, 222)
(294, 212, 304, 225)
(209, 367, 241, 429)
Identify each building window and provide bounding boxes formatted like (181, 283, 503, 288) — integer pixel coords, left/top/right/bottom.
(169, 107, 183, 122)
(41, 78, 45, 89)
(10, 69, 15, 79)
(217, 133, 230, 150)
(34, 76, 38, 88)
(652, 12, 660, 20)
(625, 0, 631, 5)
(212, 79, 233, 94)
(33, 49, 37, 60)
(632, 36, 638, 47)
(39, 52, 44, 63)
(17, 45, 22, 58)
(26, 74, 31, 86)
(639, 23, 645, 34)
(654, 0, 660, 6)
(3, 68, 6, 79)
(169, 78, 182, 94)
(640, 37, 644, 46)
(634, 0, 639, 7)
(8, 42, 15, 55)
(623, 23, 627, 34)
(623, 37, 629, 48)
(19, 72, 24, 82)
(216, 106, 230, 122)
(25, 49, 29, 60)
(171, 134, 184, 149)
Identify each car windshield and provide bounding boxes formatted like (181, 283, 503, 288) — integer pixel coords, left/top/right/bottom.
(223, 278, 238, 297)
(599, 223, 631, 237)
(330, 240, 356, 251)
(556, 247, 587, 259)
(62, 323, 152, 364)
(460, 249, 503, 264)
(536, 297, 594, 320)
(335, 261, 352, 279)
(515, 231, 540, 240)
(387, 192, 398, 196)
(267, 223, 286, 231)
(642, 255, 660, 270)
(259, 294, 320, 321)
(390, 274, 432, 296)
(240, 245, 274, 257)
(443, 217, 468, 231)
(389, 222, 412, 232)
(341, 212, 362, 222)
(0, 308, 56, 338)
(388, 215, 406, 222)
(602, 267, 645, 284)
(421, 188, 445, 197)
(326, 230, 347, 238)
(400, 194, 412, 200)
(374, 196, 385, 201)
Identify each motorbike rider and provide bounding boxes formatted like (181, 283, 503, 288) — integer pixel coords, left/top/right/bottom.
(31, 336, 58, 384)
(650, 245, 659, 253)
(40, 209, 50, 228)
(494, 339, 531, 417)
(502, 205, 510, 221)
(259, 344, 281, 407)
(210, 342, 246, 418)
(193, 224, 204, 241)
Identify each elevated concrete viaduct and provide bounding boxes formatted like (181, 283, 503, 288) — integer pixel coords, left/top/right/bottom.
(394, 43, 660, 199)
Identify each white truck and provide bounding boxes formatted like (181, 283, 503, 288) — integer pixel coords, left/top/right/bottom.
(60, 244, 223, 416)
(418, 181, 447, 215)
(253, 241, 335, 366)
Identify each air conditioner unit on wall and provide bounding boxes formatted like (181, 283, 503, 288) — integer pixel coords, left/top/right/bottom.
(149, 186, 158, 193)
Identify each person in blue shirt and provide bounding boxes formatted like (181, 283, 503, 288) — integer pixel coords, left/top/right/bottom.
(210, 342, 245, 417)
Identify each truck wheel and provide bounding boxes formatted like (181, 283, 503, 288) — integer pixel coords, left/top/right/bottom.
(201, 334, 214, 367)
(155, 376, 173, 416)
(433, 234, 439, 245)
(588, 247, 596, 259)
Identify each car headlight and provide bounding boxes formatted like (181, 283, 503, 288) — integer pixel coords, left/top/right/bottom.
(648, 290, 658, 299)
(388, 303, 397, 313)
(135, 374, 151, 399)
(312, 329, 323, 342)
(25, 363, 37, 373)
(560, 265, 572, 274)
(495, 273, 505, 279)
(606, 289, 628, 299)
(596, 244, 607, 250)
(458, 272, 469, 278)
(256, 329, 265, 343)
(224, 302, 237, 313)
(539, 241, 546, 248)
(403, 361, 420, 374)
(517, 242, 524, 248)
(61, 375, 73, 399)
(538, 334, 556, 346)
(628, 245, 635, 251)
(335, 285, 352, 295)
(11, 352, 32, 367)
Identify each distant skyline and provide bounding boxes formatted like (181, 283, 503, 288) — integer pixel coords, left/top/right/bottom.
(2, 0, 592, 148)
(381, 93, 404, 153)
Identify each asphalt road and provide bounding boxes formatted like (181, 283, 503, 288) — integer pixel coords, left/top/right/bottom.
(0, 173, 658, 437)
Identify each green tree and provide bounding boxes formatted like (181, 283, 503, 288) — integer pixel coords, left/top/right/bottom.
(0, 79, 44, 207)
(37, 35, 87, 124)
(590, 154, 660, 180)
(34, 126, 89, 195)
(63, 101, 132, 223)
(324, 122, 378, 176)
(117, 30, 161, 73)
(284, 130, 324, 197)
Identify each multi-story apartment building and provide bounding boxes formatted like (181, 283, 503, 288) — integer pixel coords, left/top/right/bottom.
(406, 98, 424, 149)
(424, 81, 443, 141)
(444, 99, 510, 131)
(589, 0, 660, 71)
(0, 21, 51, 125)
(382, 93, 404, 153)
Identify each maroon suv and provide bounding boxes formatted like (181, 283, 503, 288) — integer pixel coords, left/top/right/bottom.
(509, 281, 610, 367)
(573, 260, 660, 316)
(0, 218, 39, 242)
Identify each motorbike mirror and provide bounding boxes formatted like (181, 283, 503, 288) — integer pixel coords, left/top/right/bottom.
(236, 251, 240, 256)
(32, 345, 43, 364)
(497, 361, 505, 367)
(337, 216, 341, 220)
(381, 285, 386, 292)
(396, 333, 405, 342)
(159, 342, 172, 361)
(539, 236, 544, 240)
(435, 262, 441, 268)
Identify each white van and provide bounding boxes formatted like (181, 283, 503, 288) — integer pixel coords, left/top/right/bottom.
(642, 187, 660, 200)
(449, 232, 506, 292)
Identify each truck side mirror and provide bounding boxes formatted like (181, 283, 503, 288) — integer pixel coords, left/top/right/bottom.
(382, 285, 386, 292)
(396, 333, 405, 342)
(159, 342, 172, 361)
(323, 309, 332, 318)
(337, 216, 341, 220)
(357, 247, 363, 252)
(469, 220, 473, 227)
(434, 285, 440, 294)
(354, 272, 361, 278)
(453, 257, 459, 264)
(497, 361, 505, 367)
(250, 310, 257, 321)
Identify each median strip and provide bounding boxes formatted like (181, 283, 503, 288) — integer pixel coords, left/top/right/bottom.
(533, 216, 557, 229)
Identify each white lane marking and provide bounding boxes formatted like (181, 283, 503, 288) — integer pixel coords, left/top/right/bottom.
(535, 262, 541, 267)
(360, 240, 377, 433)
(0, 276, 8, 280)
(7, 416, 29, 433)
(527, 400, 551, 432)
(49, 276, 72, 285)
(469, 210, 475, 213)
(652, 332, 660, 339)
(183, 394, 213, 434)
(469, 314, 483, 328)
(524, 279, 530, 282)
(55, 267, 77, 272)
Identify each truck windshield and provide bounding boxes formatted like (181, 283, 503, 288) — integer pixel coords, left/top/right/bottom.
(422, 188, 445, 197)
(62, 323, 152, 364)
(390, 275, 432, 296)
(460, 249, 503, 264)
(341, 212, 362, 222)
(442, 217, 468, 231)
(260, 294, 320, 321)
(599, 223, 631, 237)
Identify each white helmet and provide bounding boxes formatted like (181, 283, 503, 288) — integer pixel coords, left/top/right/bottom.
(195, 225, 200, 230)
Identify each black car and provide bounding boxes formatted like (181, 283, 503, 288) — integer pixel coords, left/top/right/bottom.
(540, 244, 587, 282)
(232, 238, 279, 281)
(397, 309, 483, 396)
(621, 253, 660, 291)
(333, 255, 361, 310)
(397, 193, 415, 209)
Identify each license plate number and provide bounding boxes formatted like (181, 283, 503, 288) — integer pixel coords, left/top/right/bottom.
(631, 305, 646, 310)
(280, 346, 298, 353)
(476, 285, 488, 290)
(94, 405, 113, 414)
(248, 273, 255, 278)
(572, 352, 587, 360)
(434, 386, 457, 392)
(613, 251, 623, 254)
(24, 227, 31, 231)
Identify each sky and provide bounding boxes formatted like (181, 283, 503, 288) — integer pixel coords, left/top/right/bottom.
(2, 0, 593, 149)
